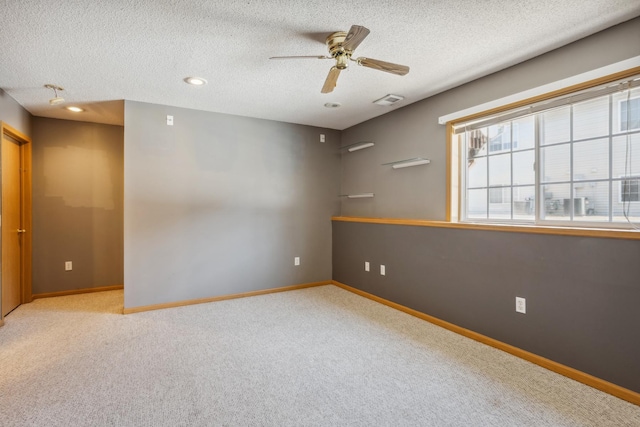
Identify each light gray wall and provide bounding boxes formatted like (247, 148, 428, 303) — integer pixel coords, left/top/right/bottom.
(124, 101, 340, 309)
(31, 117, 124, 294)
(0, 89, 31, 136)
(340, 17, 640, 219)
(334, 18, 640, 394)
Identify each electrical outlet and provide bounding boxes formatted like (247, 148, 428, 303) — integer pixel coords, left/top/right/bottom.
(167, 115, 174, 126)
(65, 261, 73, 271)
(294, 257, 300, 266)
(364, 261, 370, 272)
(516, 297, 526, 314)
(320, 134, 325, 142)
(380, 265, 386, 276)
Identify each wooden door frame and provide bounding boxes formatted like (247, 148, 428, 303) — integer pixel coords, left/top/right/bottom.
(0, 121, 32, 325)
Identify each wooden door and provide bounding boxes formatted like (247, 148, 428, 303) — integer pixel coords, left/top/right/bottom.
(1, 123, 32, 319)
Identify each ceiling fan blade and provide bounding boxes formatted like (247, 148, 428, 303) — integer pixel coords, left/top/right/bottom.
(342, 25, 370, 52)
(269, 55, 330, 60)
(355, 57, 410, 76)
(321, 67, 341, 93)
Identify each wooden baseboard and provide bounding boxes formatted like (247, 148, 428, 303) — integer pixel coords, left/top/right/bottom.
(32, 285, 124, 300)
(331, 280, 640, 407)
(123, 281, 331, 314)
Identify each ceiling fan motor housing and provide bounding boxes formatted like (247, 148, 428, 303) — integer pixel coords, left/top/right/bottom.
(326, 31, 350, 69)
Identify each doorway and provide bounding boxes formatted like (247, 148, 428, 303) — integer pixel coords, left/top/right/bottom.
(1, 122, 32, 323)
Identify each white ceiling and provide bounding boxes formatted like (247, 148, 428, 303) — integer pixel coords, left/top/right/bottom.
(1, 1, 639, 130)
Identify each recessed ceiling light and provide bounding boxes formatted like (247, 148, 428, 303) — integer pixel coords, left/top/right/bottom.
(184, 77, 207, 86)
(66, 106, 84, 113)
(324, 102, 341, 108)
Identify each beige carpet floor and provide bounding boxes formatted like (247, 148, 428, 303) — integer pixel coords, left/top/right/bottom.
(0, 285, 639, 426)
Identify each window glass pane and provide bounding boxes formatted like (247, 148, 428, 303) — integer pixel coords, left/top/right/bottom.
(612, 133, 640, 178)
(488, 153, 511, 186)
(512, 116, 535, 151)
(489, 187, 511, 219)
(488, 123, 511, 153)
(512, 186, 535, 221)
(573, 96, 609, 140)
(541, 106, 570, 145)
(541, 143, 570, 183)
(616, 177, 640, 203)
(467, 128, 489, 159)
(513, 150, 535, 185)
(573, 181, 608, 221)
(620, 98, 640, 131)
(613, 178, 640, 222)
(467, 156, 487, 189)
(573, 138, 609, 181)
(467, 188, 487, 219)
(612, 88, 640, 133)
(540, 183, 571, 221)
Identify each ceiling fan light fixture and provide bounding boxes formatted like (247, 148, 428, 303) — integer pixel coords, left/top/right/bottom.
(373, 94, 404, 106)
(184, 77, 207, 86)
(324, 102, 341, 108)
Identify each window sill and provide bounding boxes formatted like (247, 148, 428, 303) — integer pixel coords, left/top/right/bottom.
(331, 216, 640, 240)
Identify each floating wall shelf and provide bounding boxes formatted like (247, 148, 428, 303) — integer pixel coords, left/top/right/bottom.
(382, 157, 431, 169)
(341, 141, 375, 152)
(338, 193, 375, 199)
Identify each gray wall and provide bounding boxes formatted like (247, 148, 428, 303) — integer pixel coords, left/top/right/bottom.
(335, 18, 640, 394)
(340, 17, 640, 219)
(124, 101, 340, 309)
(0, 89, 31, 136)
(31, 117, 124, 294)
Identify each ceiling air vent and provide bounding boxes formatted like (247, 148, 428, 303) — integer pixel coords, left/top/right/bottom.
(373, 94, 404, 106)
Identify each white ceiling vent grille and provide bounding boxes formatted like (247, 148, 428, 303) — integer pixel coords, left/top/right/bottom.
(373, 94, 405, 106)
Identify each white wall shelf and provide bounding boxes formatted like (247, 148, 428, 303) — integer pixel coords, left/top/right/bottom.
(341, 141, 375, 152)
(338, 193, 375, 199)
(382, 157, 431, 169)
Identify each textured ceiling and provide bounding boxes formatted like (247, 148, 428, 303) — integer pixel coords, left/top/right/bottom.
(1, 1, 639, 130)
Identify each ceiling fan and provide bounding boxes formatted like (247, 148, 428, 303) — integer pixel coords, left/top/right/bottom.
(269, 25, 410, 94)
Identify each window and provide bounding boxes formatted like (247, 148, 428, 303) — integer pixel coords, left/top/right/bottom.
(454, 73, 640, 227)
(620, 177, 640, 202)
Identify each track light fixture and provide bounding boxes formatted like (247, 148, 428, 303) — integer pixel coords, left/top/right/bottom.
(44, 84, 65, 105)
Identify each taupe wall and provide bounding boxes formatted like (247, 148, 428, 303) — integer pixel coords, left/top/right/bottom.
(31, 117, 124, 294)
(124, 101, 340, 309)
(340, 17, 640, 219)
(335, 17, 640, 394)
